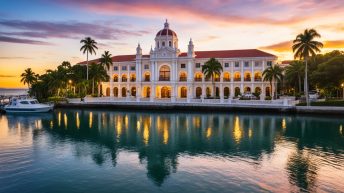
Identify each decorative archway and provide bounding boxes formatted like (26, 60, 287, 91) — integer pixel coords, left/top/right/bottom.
(223, 72, 230, 81)
(215, 87, 220, 97)
(130, 74, 136, 82)
(235, 87, 240, 97)
(244, 72, 251, 81)
(196, 87, 202, 98)
(131, 87, 136, 97)
(144, 72, 150, 81)
(161, 86, 171, 98)
(266, 87, 271, 97)
(234, 72, 241, 81)
(224, 87, 230, 98)
(122, 87, 127, 97)
(113, 87, 118, 97)
(194, 72, 202, 81)
(206, 87, 211, 97)
(180, 87, 187, 98)
(122, 74, 127, 82)
(255, 87, 262, 95)
(142, 86, 151, 98)
(244, 87, 251, 93)
(106, 87, 110, 96)
(254, 71, 262, 81)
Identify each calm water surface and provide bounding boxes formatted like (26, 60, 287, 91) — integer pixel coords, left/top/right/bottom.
(0, 109, 344, 193)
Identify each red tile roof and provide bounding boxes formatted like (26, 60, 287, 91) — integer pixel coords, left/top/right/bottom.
(179, 49, 276, 58)
(77, 49, 275, 64)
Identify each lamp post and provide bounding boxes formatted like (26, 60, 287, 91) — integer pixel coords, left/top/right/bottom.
(341, 83, 344, 100)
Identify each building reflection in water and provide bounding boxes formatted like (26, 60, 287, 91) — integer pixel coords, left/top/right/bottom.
(4, 110, 343, 190)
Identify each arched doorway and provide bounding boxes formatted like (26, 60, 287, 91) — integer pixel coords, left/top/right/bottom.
(180, 87, 187, 98)
(106, 87, 110, 96)
(266, 87, 271, 97)
(161, 86, 171, 98)
(113, 87, 118, 97)
(122, 87, 127, 97)
(196, 87, 202, 98)
(206, 87, 211, 97)
(131, 87, 136, 97)
(215, 87, 220, 97)
(244, 87, 251, 93)
(235, 87, 240, 97)
(224, 87, 230, 98)
(159, 65, 170, 81)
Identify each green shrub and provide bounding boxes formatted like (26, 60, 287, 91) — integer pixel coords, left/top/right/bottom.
(47, 96, 67, 103)
(265, 96, 272, 100)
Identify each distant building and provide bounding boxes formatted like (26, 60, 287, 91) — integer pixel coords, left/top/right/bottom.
(78, 20, 277, 102)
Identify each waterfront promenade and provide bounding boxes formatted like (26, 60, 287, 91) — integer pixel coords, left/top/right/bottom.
(60, 97, 344, 115)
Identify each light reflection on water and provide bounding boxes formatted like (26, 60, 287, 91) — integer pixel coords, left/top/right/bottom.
(0, 110, 344, 193)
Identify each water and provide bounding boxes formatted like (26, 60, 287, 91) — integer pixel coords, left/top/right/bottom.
(0, 109, 344, 193)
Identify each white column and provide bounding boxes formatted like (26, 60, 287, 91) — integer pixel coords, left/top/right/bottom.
(240, 61, 244, 93)
(230, 83, 234, 98)
(220, 84, 224, 103)
(136, 86, 141, 102)
(150, 61, 155, 102)
(110, 64, 114, 98)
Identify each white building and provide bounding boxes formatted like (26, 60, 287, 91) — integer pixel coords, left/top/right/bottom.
(80, 20, 277, 102)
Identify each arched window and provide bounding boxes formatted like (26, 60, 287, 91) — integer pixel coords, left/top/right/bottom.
(234, 72, 241, 81)
(223, 72, 230, 82)
(214, 74, 220, 82)
(162, 41, 165, 47)
(196, 87, 202, 98)
(122, 87, 127, 97)
(113, 75, 118, 82)
(169, 41, 172, 47)
(113, 87, 118, 97)
(131, 87, 136, 97)
(254, 72, 262, 81)
(244, 72, 251, 81)
(179, 72, 187, 81)
(224, 87, 230, 98)
(159, 65, 170, 81)
(194, 73, 202, 81)
(144, 72, 150, 81)
(122, 74, 127, 82)
(130, 74, 136, 82)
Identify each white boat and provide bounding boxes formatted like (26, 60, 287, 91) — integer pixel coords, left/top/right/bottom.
(3, 97, 53, 113)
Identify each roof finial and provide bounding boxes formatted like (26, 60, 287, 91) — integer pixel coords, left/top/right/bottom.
(164, 19, 169, 29)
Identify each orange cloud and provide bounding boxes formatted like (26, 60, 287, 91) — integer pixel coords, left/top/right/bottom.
(324, 40, 344, 49)
(260, 41, 292, 52)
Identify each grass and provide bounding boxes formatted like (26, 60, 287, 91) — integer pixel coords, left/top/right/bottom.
(297, 100, 344, 106)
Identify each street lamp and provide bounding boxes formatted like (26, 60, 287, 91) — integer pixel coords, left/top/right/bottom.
(341, 83, 344, 100)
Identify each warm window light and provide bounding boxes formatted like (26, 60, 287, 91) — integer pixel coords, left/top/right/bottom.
(68, 80, 72, 84)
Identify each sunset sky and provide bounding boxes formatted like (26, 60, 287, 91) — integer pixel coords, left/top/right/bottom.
(1, 0, 344, 88)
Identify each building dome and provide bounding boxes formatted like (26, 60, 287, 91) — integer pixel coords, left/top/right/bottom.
(156, 20, 177, 37)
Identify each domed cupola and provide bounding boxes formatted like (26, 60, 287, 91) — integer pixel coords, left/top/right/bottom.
(154, 19, 179, 50)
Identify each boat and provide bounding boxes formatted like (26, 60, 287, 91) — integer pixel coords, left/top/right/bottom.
(3, 97, 54, 113)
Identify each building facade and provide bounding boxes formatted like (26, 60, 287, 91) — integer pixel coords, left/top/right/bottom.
(84, 20, 277, 102)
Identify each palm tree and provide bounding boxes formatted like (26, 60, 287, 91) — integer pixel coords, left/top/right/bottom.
(285, 61, 304, 94)
(263, 65, 283, 99)
(89, 63, 109, 96)
(80, 37, 98, 81)
(202, 58, 223, 98)
(21, 68, 37, 90)
(292, 29, 323, 106)
(99, 51, 112, 96)
(99, 51, 112, 71)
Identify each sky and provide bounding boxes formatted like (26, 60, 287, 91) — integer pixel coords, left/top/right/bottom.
(0, 0, 344, 88)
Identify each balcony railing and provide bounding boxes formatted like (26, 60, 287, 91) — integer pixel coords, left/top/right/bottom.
(214, 78, 220, 82)
(205, 78, 211, 82)
(254, 78, 262, 82)
(159, 77, 170, 81)
(122, 78, 127, 82)
(244, 78, 251, 81)
(130, 78, 136, 82)
(144, 78, 150, 82)
(234, 78, 241, 81)
(223, 78, 230, 82)
(194, 77, 202, 82)
(179, 77, 187, 81)
(113, 78, 118, 82)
